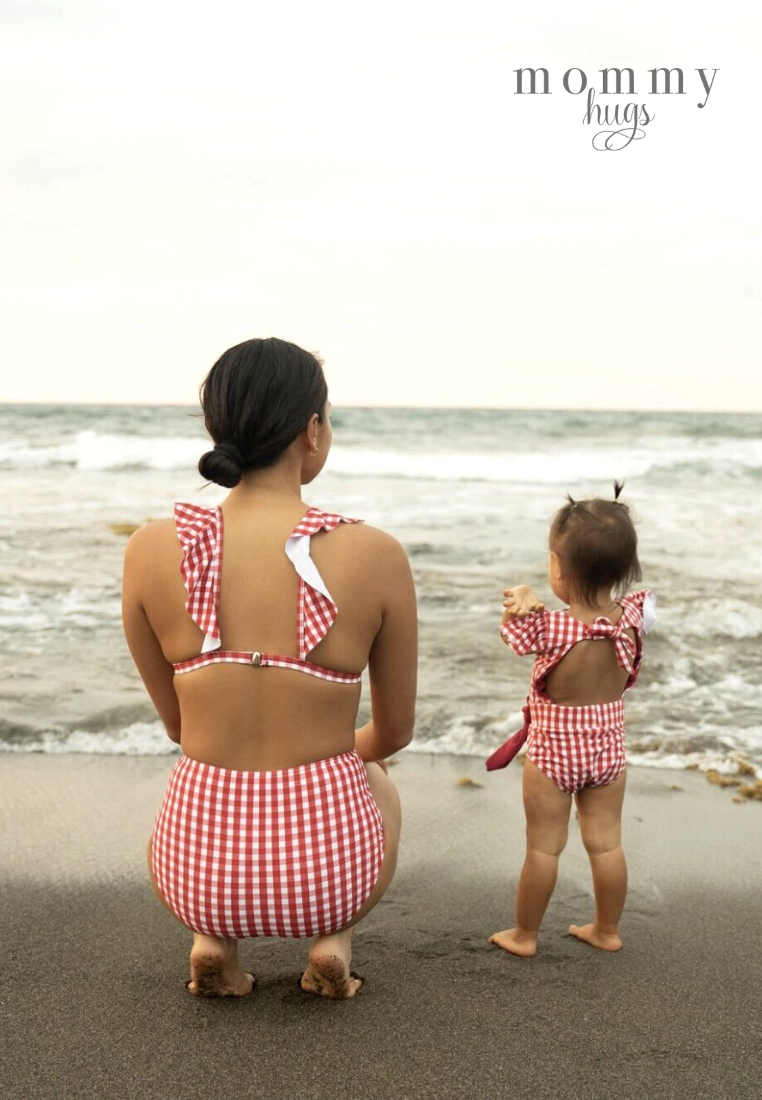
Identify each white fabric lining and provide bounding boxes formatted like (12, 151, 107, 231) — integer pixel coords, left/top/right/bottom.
(284, 532, 334, 603)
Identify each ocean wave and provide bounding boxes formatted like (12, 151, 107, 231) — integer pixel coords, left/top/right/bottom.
(0, 721, 178, 756)
(0, 586, 121, 634)
(0, 430, 205, 471)
(1, 430, 762, 481)
(329, 447, 662, 483)
(1, 715, 759, 777)
(660, 600, 762, 640)
(328, 440, 762, 483)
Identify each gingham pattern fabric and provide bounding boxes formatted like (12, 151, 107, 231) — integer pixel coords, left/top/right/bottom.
(288, 508, 362, 659)
(173, 651, 361, 683)
(151, 750, 384, 939)
(173, 503, 361, 680)
(175, 502, 222, 646)
(525, 699, 627, 794)
(493, 591, 654, 793)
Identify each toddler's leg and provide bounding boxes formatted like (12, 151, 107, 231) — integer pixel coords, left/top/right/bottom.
(490, 760, 571, 957)
(570, 771, 627, 951)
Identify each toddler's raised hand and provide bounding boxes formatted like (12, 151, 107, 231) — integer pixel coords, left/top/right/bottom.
(502, 585, 545, 623)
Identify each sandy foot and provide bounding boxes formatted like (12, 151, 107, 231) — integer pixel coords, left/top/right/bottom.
(488, 928, 538, 957)
(187, 934, 256, 997)
(568, 923, 623, 951)
(301, 931, 363, 999)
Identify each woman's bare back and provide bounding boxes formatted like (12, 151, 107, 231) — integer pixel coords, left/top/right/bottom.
(126, 495, 412, 771)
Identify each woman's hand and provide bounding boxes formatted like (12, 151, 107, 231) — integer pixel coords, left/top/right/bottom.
(501, 585, 544, 623)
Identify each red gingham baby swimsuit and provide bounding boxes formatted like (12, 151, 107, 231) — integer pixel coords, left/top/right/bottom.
(488, 591, 655, 794)
(150, 504, 385, 939)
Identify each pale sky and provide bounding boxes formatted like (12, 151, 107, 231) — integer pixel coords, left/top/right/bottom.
(1, 0, 760, 410)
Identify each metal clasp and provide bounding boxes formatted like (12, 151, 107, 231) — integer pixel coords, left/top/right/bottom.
(250, 651, 262, 666)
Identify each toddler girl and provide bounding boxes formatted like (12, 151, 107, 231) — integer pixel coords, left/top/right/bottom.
(487, 483, 655, 956)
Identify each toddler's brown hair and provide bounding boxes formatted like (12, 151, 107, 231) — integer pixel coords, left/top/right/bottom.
(550, 481, 642, 605)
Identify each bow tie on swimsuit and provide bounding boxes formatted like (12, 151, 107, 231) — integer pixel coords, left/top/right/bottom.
(583, 617, 637, 675)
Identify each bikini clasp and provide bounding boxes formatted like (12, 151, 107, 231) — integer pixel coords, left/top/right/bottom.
(250, 651, 262, 666)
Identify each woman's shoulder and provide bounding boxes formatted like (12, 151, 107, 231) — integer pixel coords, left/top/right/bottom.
(124, 516, 181, 561)
(311, 517, 412, 597)
(324, 518, 408, 559)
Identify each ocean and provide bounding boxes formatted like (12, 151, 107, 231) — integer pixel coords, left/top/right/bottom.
(1, 403, 761, 777)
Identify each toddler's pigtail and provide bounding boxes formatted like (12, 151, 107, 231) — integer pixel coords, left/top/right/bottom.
(613, 480, 625, 502)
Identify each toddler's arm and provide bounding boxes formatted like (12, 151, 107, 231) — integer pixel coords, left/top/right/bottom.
(501, 585, 545, 625)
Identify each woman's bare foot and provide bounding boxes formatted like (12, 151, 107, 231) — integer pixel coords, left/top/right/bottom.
(187, 933, 256, 997)
(488, 927, 538, 957)
(301, 929, 362, 999)
(568, 923, 623, 951)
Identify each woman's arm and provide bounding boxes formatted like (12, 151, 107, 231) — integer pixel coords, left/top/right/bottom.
(122, 528, 182, 743)
(355, 534, 417, 763)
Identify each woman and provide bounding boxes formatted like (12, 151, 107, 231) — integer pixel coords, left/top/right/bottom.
(122, 337, 417, 999)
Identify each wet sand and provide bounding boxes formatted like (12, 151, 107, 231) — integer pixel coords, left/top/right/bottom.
(1, 752, 760, 1100)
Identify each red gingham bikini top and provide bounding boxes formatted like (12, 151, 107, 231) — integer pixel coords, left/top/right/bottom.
(172, 502, 363, 684)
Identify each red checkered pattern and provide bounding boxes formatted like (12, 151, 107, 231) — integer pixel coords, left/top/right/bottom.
(290, 508, 362, 659)
(150, 750, 384, 939)
(172, 503, 361, 681)
(493, 591, 653, 793)
(525, 698, 627, 794)
(175, 502, 223, 643)
(173, 650, 361, 684)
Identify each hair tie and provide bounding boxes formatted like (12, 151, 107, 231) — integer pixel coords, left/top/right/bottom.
(214, 441, 245, 468)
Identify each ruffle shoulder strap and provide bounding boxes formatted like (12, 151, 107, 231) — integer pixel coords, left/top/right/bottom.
(285, 507, 362, 659)
(174, 502, 223, 653)
(619, 589, 657, 634)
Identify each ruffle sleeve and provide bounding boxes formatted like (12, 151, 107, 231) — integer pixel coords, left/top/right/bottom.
(500, 610, 548, 656)
(174, 502, 223, 653)
(619, 589, 657, 635)
(285, 507, 362, 659)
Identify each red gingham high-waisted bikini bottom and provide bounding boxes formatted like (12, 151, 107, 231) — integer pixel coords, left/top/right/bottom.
(151, 750, 384, 939)
(526, 697, 627, 795)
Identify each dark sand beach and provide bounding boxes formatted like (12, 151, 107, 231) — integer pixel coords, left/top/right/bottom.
(2, 752, 760, 1100)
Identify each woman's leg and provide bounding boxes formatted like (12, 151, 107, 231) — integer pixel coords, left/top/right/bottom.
(569, 770, 627, 951)
(146, 837, 255, 997)
(489, 759, 572, 957)
(301, 762, 401, 998)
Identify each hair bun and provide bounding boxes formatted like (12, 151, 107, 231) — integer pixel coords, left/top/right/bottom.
(198, 441, 246, 488)
(215, 441, 245, 467)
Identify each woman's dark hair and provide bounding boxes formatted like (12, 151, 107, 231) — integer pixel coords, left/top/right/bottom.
(197, 338, 328, 488)
(550, 481, 642, 604)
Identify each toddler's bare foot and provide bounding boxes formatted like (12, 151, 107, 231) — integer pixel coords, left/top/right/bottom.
(301, 930, 362, 999)
(187, 934, 255, 997)
(568, 923, 622, 951)
(488, 927, 538, 957)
